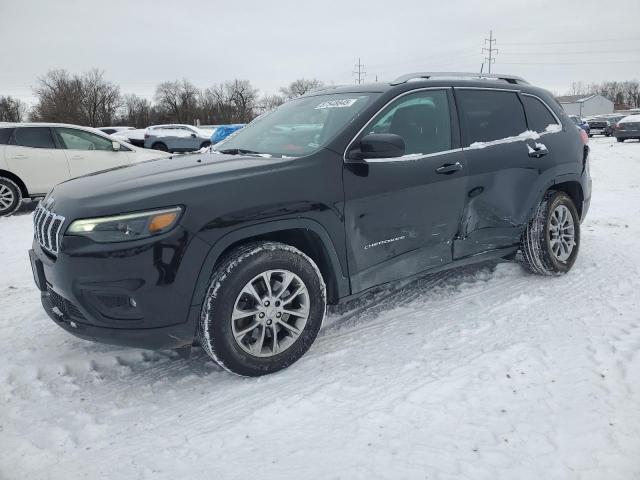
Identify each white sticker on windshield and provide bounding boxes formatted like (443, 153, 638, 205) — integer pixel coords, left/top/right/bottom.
(315, 99, 358, 109)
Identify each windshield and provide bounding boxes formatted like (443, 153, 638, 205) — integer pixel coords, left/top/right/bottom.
(214, 93, 378, 157)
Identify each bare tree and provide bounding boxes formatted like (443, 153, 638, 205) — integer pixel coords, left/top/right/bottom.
(154, 79, 200, 123)
(32, 69, 84, 123)
(201, 79, 259, 123)
(119, 94, 154, 127)
(257, 93, 285, 114)
(280, 78, 325, 99)
(79, 69, 122, 126)
(0, 96, 28, 122)
(228, 79, 259, 122)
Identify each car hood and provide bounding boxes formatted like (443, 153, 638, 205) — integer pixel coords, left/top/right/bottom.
(48, 152, 296, 220)
(128, 146, 171, 162)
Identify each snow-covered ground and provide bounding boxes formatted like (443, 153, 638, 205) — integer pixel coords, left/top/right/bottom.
(1, 137, 639, 480)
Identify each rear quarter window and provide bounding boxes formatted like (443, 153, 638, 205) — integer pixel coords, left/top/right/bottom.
(14, 127, 56, 149)
(0, 128, 14, 145)
(522, 95, 559, 133)
(456, 90, 527, 145)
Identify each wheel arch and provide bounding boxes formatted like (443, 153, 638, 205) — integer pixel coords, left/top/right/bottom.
(0, 169, 28, 198)
(191, 219, 350, 307)
(551, 179, 584, 219)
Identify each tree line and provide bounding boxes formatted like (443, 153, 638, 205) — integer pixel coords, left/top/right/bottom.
(567, 80, 640, 108)
(0, 69, 326, 127)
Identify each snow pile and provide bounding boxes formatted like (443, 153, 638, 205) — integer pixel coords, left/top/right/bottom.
(1, 137, 640, 479)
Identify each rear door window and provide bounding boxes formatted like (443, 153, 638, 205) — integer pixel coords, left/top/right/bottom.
(522, 95, 559, 133)
(0, 128, 14, 144)
(13, 127, 56, 149)
(456, 90, 527, 145)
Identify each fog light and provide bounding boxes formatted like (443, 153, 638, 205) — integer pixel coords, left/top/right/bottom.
(129, 297, 137, 308)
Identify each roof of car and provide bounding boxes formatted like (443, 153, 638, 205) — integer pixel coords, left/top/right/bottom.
(303, 73, 546, 98)
(0, 122, 115, 132)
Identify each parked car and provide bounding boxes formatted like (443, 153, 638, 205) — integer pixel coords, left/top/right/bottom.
(586, 117, 612, 137)
(211, 124, 246, 144)
(613, 114, 640, 142)
(569, 115, 590, 135)
(144, 124, 213, 152)
(29, 72, 591, 376)
(0, 123, 170, 216)
(98, 126, 135, 135)
(111, 128, 146, 148)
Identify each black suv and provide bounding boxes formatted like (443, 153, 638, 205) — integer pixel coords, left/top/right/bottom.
(29, 72, 592, 376)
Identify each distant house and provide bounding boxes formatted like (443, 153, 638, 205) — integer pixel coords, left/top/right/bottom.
(556, 94, 614, 117)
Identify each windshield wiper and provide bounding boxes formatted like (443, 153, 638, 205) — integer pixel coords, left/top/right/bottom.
(217, 148, 263, 155)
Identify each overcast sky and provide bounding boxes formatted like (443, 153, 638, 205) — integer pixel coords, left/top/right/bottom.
(1, 0, 639, 104)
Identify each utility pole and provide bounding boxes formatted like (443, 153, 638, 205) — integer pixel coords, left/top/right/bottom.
(482, 30, 498, 73)
(353, 58, 366, 84)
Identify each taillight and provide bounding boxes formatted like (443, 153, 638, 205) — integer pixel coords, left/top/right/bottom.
(579, 129, 589, 144)
(144, 133, 150, 139)
(616, 123, 625, 130)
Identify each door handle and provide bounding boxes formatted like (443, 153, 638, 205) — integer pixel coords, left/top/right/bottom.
(527, 144, 549, 158)
(435, 162, 463, 175)
(69, 155, 83, 160)
(9, 154, 27, 159)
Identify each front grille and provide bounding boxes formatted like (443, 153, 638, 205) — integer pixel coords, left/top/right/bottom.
(33, 204, 65, 255)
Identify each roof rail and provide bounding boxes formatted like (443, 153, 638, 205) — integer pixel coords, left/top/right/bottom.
(390, 72, 529, 86)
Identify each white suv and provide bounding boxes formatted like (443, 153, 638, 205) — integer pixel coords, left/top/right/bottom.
(0, 123, 170, 216)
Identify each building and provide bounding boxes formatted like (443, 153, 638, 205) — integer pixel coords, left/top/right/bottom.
(556, 94, 614, 117)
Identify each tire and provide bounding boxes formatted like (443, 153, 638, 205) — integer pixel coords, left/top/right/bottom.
(0, 177, 23, 217)
(200, 141, 211, 149)
(199, 241, 327, 376)
(617, 138, 625, 143)
(521, 190, 580, 275)
(151, 142, 168, 151)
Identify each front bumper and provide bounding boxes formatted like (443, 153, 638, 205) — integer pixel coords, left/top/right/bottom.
(30, 226, 211, 350)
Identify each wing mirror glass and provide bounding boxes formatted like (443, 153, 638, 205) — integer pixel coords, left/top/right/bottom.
(112, 141, 121, 151)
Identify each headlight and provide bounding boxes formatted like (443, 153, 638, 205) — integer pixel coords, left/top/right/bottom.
(67, 207, 183, 243)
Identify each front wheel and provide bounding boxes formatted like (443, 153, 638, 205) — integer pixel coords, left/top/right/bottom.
(617, 138, 625, 143)
(521, 191, 580, 275)
(199, 242, 326, 376)
(151, 142, 168, 151)
(0, 177, 22, 217)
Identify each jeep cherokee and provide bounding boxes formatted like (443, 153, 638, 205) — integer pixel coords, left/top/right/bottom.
(29, 72, 592, 376)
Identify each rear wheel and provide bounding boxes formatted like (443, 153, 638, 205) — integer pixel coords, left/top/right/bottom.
(617, 138, 625, 143)
(521, 191, 580, 275)
(200, 141, 211, 149)
(199, 242, 326, 376)
(0, 177, 22, 217)
(151, 142, 168, 151)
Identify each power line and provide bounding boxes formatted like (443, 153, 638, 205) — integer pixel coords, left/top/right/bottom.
(499, 60, 640, 65)
(353, 58, 366, 84)
(482, 30, 498, 73)
(500, 48, 640, 55)
(500, 37, 640, 46)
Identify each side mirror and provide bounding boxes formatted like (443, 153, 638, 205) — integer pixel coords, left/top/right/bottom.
(112, 141, 121, 151)
(191, 133, 197, 138)
(347, 133, 405, 161)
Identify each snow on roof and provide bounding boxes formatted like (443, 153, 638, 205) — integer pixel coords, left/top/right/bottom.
(556, 94, 615, 105)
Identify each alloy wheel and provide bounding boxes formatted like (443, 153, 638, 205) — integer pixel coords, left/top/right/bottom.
(0, 184, 15, 212)
(549, 204, 575, 262)
(231, 269, 310, 357)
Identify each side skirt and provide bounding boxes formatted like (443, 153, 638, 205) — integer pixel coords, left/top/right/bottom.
(338, 245, 518, 305)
